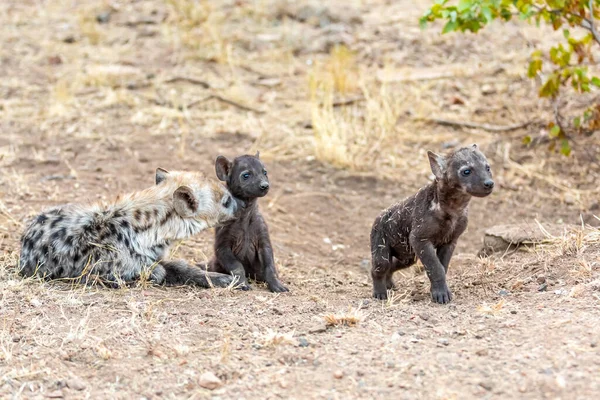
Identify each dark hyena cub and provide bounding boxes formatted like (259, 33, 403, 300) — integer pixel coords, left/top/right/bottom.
(205, 152, 289, 292)
(19, 169, 242, 288)
(370, 144, 494, 304)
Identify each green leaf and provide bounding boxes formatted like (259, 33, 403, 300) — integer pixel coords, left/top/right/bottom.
(482, 6, 493, 22)
(528, 59, 542, 78)
(563, 29, 570, 39)
(573, 116, 581, 128)
(591, 77, 600, 87)
(522, 135, 532, 145)
(457, 0, 471, 12)
(442, 20, 459, 34)
(560, 139, 571, 156)
(419, 17, 428, 29)
(550, 125, 561, 137)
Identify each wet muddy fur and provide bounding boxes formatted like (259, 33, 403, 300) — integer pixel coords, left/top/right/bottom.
(370, 145, 494, 304)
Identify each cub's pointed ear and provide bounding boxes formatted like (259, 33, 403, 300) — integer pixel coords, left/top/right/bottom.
(173, 186, 199, 218)
(156, 168, 169, 185)
(427, 151, 446, 181)
(471, 143, 478, 150)
(215, 156, 232, 182)
(254, 150, 260, 159)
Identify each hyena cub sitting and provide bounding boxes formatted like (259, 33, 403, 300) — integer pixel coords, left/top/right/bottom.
(370, 144, 494, 304)
(19, 168, 242, 288)
(204, 152, 289, 292)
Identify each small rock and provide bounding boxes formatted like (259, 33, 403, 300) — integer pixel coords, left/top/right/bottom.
(66, 378, 86, 391)
(96, 11, 111, 24)
(438, 338, 449, 346)
(359, 259, 370, 270)
(333, 370, 344, 379)
(510, 310, 517, 314)
(418, 313, 429, 321)
(498, 289, 510, 296)
(479, 381, 493, 391)
(298, 337, 309, 348)
(538, 283, 548, 292)
(475, 349, 488, 356)
(564, 194, 575, 205)
(308, 322, 328, 334)
(537, 275, 546, 284)
(63, 35, 76, 44)
(385, 361, 395, 368)
(591, 342, 597, 348)
(481, 84, 496, 95)
(199, 372, 222, 390)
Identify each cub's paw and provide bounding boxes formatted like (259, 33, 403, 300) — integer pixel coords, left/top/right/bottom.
(373, 291, 388, 300)
(212, 275, 236, 288)
(430, 284, 452, 304)
(268, 280, 289, 293)
(235, 282, 252, 291)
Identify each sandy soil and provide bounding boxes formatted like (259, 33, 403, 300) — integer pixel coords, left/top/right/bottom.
(1, 1, 599, 399)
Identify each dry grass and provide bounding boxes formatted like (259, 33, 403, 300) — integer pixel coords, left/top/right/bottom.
(323, 306, 366, 327)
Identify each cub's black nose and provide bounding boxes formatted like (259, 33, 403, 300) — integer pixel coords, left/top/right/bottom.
(260, 182, 269, 191)
(484, 179, 494, 189)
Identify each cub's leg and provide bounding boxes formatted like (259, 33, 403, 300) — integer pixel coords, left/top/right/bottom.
(409, 235, 452, 304)
(212, 248, 251, 290)
(371, 243, 394, 300)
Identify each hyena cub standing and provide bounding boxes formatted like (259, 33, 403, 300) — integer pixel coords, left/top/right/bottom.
(204, 152, 289, 292)
(370, 144, 494, 304)
(19, 168, 242, 288)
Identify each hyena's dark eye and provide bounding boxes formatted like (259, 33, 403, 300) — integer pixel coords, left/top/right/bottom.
(486, 165, 491, 172)
(462, 169, 471, 176)
(263, 170, 267, 176)
(242, 173, 250, 180)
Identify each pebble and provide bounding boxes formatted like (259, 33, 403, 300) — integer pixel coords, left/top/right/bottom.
(498, 289, 510, 296)
(438, 338, 449, 346)
(510, 310, 517, 314)
(308, 322, 328, 334)
(475, 349, 488, 356)
(538, 283, 548, 292)
(537, 275, 546, 284)
(199, 372, 222, 390)
(96, 11, 111, 24)
(333, 370, 344, 379)
(298, 337, 309, 348)
(66, 378, 86, 391)
(479, 381, 493, 391)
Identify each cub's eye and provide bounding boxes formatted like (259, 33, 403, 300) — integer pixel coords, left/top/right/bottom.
(242, 173, 250, 180)
(462, 169, 471, 176)
(263, 170, 267, 176)
(486, 165, 491, 172)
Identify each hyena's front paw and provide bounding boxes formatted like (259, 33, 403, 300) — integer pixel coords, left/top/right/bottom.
(267, 279, 289, 293)
(430, 283, 452, 304)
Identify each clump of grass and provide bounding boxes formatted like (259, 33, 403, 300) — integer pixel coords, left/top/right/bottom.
(164, 0, 229, 63)
(257, 329, 295, 347)
(477, 299, 506, 315)
(323, 307, 366, 327)
(308, 48, 406, 172)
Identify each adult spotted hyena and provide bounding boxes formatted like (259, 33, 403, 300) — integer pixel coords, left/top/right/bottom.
(19, 168, 242, 288)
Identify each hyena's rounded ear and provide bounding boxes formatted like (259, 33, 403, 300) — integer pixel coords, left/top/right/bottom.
(427, 151, 446, 181)
(254, 150, 260, 159)
(156, 168, 169, 185)
(215, 156, 232, 182)
(173, 186, 199, 218)
(471, 143, 478, 150)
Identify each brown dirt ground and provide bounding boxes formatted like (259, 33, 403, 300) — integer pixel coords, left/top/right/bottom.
(1, 1, 600, 399)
